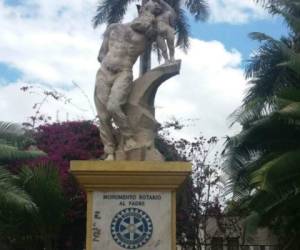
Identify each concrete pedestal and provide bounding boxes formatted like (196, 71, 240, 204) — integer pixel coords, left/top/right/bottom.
(71, 161, 191, 250)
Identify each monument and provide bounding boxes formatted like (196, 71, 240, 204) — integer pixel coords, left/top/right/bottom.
(71, 1, 191, 249)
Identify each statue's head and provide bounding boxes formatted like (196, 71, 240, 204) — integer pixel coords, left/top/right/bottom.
(131, 13, 157, 39)
(142, 0, 163, 16)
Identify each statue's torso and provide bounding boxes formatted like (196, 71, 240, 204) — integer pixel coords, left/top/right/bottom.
(102, 24, 146, 71)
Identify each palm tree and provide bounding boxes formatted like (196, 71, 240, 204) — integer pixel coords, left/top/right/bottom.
(223, 1, 300, 248)
(224, 74, 300, 249)
(0, 122, 45, 210)
(0, 164, 68, 250)
(224, 0, 300, 191)
(0, 122, 70, 250)
(226, 87, 300, 248)
(224, 32, 300, 197)
(93, 0, 209, 75)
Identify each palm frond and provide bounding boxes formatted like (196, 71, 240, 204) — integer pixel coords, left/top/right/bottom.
(0, 167, 36, 212)
(0, 122, 23, 135)
(245, 187, 300, 235)
(254, 0, 300, 16)
(0, 144, 45, 164)
(0, 164, 68, 248)
(0, 122, 45, 164)
(0, 121, 36, 150)
(175, 8, 190, 50)
(0, 133, 35, 150)
(93, 0, 135, 27)
(278, 10, 300, 34)
(249, 32, 277, 43)
(228, 98, 272, 127)
(223, 97, 300, 197)
(278, 87, 300, 102)
(277, 101, 300, 119)
(250, 149, 300, 191)
(278, 48, 300, 74)
(18, 164, 68, 227)
(185, 0, 209, 21)
(267, 0, 300, 27)
(244, 35, 299, 108)
(223, 144, 282, 199)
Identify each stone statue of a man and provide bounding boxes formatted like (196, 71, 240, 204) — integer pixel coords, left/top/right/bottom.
(94, 12, 157, 160)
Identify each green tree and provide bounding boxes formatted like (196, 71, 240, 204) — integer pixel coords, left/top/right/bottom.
(0, 121, 45, 212)
(93, 0, 209, 74)
(0, 164, 68, 250)
(0, 122, 67, 250)
(223, 1, 300, 248)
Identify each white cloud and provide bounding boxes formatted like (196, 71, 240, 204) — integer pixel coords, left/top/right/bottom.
(155, 39, 245, 138)
(0, 0, 246, 139)
(0, 0, 104, 87)
(0, 81, 96, 125)
(209, 0, 270, 24)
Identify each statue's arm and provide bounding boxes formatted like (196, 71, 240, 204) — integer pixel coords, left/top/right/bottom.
(98, 24, 115, 63)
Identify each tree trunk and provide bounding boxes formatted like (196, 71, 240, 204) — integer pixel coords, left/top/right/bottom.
(139, 42, 152, 76)
(204, 169, 211, 250)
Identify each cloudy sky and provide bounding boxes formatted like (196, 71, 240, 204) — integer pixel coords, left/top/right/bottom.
(0, 0, 288, 140)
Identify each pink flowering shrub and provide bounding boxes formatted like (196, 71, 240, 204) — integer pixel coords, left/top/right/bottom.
(35, 121, 104, 174)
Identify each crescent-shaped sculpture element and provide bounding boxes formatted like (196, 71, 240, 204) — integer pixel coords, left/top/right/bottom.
(115, 60, 181, 161)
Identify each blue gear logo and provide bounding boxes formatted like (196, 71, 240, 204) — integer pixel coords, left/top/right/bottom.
(111, 208, 153, 249)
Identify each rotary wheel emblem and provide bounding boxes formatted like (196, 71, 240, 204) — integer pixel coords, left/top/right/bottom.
(111, 208, 153, 249)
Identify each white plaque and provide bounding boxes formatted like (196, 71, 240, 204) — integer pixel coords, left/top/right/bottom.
(92, 191, 172, 250)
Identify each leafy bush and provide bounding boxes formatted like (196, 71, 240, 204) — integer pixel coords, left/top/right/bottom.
(0, 164, 67, 250)
(34, 121, 104, 250)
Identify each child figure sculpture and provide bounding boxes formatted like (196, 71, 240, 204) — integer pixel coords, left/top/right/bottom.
(140, 0, 177, 63)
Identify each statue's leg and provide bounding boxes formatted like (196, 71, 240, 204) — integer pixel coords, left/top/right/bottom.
(156, 36, 169, 63)
(166, 27, 175, 62)
(107, 70, 138, 151)
(107, 70, 133, 137)
(94, 68, 116, 156)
